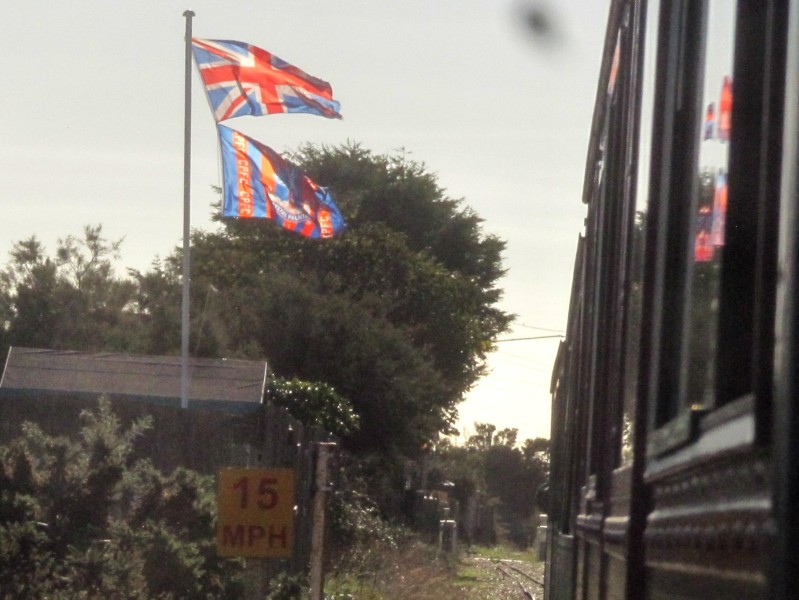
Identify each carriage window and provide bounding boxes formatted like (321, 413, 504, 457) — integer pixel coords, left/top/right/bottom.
(647, 0, 742, 454)
(619, 0, 660, 466)
(682, 1, 736, 411)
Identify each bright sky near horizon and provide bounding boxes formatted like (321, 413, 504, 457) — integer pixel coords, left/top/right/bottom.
(1, 0, 608, 443)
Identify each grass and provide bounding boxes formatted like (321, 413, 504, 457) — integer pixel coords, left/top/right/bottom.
(325, 540, 457, 600)
(454, 564, 484, 586)
(323, 538, 539, 599)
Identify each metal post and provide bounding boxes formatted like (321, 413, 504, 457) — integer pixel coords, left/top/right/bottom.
(181, 10, 194, 410)
(309, 442, 335, 600)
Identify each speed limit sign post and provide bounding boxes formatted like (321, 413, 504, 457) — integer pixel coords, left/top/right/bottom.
(216, 467, 295, 558)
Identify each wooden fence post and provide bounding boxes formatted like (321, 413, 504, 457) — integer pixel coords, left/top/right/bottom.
(309, 442, 336, 600)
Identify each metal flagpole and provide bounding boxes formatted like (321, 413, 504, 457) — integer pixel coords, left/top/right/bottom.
(181, 10, 194, 410)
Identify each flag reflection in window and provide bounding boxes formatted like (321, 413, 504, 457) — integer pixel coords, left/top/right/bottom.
(685, 1, 735, 410)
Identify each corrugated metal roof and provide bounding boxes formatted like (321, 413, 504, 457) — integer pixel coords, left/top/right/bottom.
(0, 347, 267, 412)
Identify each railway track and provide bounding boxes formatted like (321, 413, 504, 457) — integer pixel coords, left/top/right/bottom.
(470, 557, 544, 599)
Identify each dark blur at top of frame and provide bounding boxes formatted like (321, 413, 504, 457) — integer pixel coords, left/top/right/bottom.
(513, 1, 564, 50)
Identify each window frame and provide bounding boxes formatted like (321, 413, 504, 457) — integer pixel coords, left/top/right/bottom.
(643, 0, 784, 460)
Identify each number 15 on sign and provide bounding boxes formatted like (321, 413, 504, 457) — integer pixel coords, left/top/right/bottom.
(216, 467, 295, 558)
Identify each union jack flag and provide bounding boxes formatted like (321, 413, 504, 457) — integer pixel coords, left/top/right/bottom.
(192, 38, 342, 122)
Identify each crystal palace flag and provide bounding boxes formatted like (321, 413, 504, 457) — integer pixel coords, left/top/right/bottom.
(218, 125, 345, 238)
(192, 38, 342, 121)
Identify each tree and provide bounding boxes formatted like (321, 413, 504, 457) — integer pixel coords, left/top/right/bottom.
(266, 376, 360, 438)
(290, 143, 509, 397)
(434, 424, 550, 547)
(466, 423, 502, 451)
(184, 143, 511, 455)
(0, 236, 59, 353)
(0, 143, 511, 459)
(126, 258, 184, 356)
(0, 226, 137, 358)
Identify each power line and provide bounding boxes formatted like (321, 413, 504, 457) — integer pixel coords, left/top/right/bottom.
(520, 323, 566, 333)
(496, 335, 564, 342)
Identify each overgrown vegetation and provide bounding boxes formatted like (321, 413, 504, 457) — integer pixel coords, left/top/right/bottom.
(0, 398, 548, 598)
(316, 426, 548, 599)
(323, 535, 542, 600)
(0, 399, 245, 599)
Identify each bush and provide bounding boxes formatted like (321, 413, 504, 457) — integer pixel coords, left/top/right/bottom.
(0, 397, 245, 599)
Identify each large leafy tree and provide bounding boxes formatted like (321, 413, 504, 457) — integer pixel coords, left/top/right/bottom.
(187, 143, 511, 454)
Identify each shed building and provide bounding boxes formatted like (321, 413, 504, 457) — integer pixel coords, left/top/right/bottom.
(0, 347, 267, 414)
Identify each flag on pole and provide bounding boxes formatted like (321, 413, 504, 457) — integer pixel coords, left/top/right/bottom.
(218, 125, 345, 238)
(192, 38, 342, 121)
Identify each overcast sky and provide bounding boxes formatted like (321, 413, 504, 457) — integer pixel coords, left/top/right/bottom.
(1, 0, 609, 441)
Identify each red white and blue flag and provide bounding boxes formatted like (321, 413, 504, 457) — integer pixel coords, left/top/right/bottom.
(218, 125, 345, 238)
(192, 38, 342, 122)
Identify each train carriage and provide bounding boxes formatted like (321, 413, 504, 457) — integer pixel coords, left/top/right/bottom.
(545, 0, 799, 598)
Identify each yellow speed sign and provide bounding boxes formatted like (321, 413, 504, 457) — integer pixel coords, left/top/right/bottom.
(216, 467, 295, 558)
